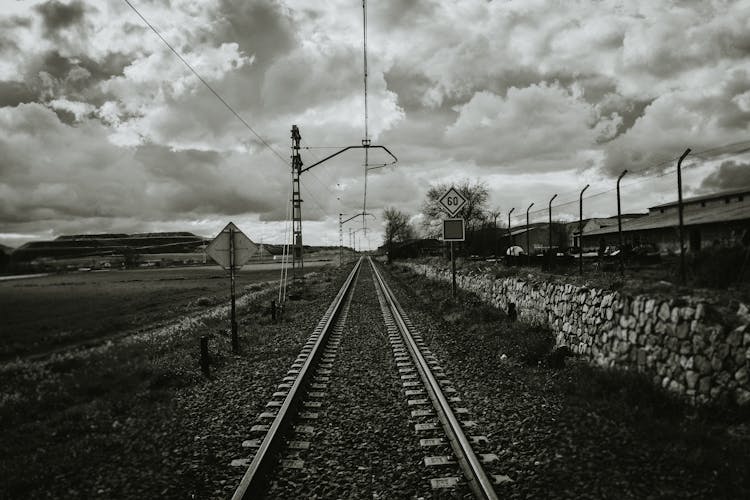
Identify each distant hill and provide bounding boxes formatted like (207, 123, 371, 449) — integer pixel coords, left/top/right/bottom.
(13, 232, 208, 262)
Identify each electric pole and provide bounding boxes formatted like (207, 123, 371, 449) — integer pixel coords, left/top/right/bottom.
(361, 0, 370, 242)
(291, 125, 303, 277)
(339, 213, 343, 266)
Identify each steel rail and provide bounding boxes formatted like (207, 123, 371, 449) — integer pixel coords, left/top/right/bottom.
(369, 258, 498, 500)
(232, 257, 364, 499)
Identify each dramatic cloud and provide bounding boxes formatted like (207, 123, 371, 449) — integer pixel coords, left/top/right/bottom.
(34, 0, 86, 36)
(445, 83, 621, 170)
(700, 160, 750, 193)
(1, 0, 750, 248)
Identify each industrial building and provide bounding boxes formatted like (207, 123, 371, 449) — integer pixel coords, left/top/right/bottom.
(581, 188, 750, 253)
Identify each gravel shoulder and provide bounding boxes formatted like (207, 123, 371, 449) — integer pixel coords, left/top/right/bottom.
(0, 264, 352, 499)
(382, 262, 750, 499)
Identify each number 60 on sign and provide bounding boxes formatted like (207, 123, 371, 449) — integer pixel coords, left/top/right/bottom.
(438, 187, 467, 217)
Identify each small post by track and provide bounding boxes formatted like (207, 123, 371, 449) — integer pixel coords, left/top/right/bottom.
(230, 225, 238, 353)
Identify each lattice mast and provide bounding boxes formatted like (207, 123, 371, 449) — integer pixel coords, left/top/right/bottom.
(291, 125, 303, 274)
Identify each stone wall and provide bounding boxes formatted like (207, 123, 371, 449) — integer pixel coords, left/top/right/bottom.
(402, 262, 750, 406)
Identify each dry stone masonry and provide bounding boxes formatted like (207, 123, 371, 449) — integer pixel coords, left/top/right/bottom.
(402, 263, 750, 407)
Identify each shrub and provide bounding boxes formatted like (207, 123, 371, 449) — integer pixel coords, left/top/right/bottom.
(501, 322, 555, 366)
(195, 297, 212, 307)
(689, 246, 750, 288)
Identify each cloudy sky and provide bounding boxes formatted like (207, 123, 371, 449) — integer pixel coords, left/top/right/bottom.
(2, 0, 750, 249)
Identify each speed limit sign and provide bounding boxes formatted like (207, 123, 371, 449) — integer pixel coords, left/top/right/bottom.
(438, 187, 467, 217)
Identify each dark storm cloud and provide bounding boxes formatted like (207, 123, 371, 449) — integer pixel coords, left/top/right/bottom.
(216, 0, 296, 66)
(8, 50, 132, 111)
(32, 50, 130, 84)
(49, 106, 77, 124)
(373, 0, 438, 27)
(132, 145, 282, 216)
(0, 81, 35, 107)
(38, 50, 75, 79)
(34, 0, 86, 35)
(700, 161, 750, 192)
(382, 66, 434, 111)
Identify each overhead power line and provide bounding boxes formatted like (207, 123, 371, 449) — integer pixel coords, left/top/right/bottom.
(123, 0, 288, 166)
(513, 141, 750, 224)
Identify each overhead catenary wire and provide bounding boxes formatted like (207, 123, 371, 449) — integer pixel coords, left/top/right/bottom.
(516, 161, 706, 225)
(124, 0, 301, 299)
(123, 0, 288, 167)
(299, 178, 330, 218)
(303, 148, 340, 196)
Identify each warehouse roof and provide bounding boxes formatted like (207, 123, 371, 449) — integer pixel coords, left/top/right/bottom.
(649, 187, 750, 210)
(585, 201, 750, 236)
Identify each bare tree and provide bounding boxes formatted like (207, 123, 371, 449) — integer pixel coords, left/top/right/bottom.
(383, 207, 414, 263)
(421, 178, 490, 237)
(487, 208, 503, 228)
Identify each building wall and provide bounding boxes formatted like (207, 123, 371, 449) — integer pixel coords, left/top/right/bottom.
(402, 262, 750, 407)
(512, 225, 568, 255)
(582, 221, 750, 254)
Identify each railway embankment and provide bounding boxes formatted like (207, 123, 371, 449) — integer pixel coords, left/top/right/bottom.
(400, 261, 750, 407)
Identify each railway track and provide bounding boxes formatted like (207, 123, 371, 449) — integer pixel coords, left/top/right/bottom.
(231, 257, 504, 499)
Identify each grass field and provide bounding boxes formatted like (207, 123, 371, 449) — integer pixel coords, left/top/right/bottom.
(0, 263, 346, 498)
(0, 262, 330, 360)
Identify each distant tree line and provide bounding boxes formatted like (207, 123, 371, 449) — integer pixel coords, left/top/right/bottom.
(382, 177, 527, 260)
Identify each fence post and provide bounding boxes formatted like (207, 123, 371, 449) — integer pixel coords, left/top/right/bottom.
(617, 170, 627, 277)
(677, 148, 692, 284)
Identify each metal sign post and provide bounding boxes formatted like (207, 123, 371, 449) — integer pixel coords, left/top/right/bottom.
(229, 226, 238, 353)
(206, 222, 257, 354)
(443, 218, 465, 297)
(451, 241, 455, 295)
(440, 187, 468, 297)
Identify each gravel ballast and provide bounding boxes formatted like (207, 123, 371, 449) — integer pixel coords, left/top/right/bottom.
(263, 263, 431, 498)
(381, 262, 750, 499)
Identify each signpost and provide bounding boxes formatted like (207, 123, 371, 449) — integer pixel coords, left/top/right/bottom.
(439, 188, 467, 297)
(206, 222, 258, 353)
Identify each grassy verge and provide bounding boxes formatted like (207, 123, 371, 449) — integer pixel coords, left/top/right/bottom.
(416, 255, 750, 302)
(0, 267, 287, 360)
